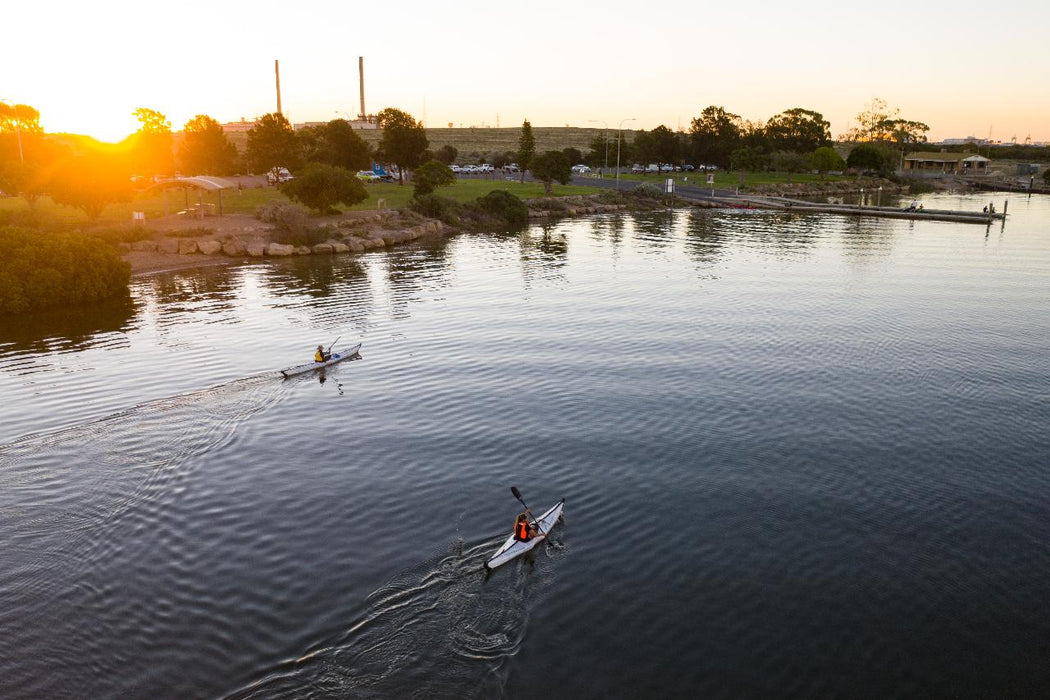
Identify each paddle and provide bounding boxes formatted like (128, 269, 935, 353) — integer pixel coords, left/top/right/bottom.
(511, 486, 546, 536)
(325, 335, 341, 359)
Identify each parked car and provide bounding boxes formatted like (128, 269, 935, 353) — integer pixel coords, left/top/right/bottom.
(683, 164, 695, 172)
(571, 164, 592, 174)
(355, 170, 379, 182)
(267, 167, 294, 184)
(660, 164, 673, 172)
(449, 164, 462, 173)
(646, 164, 660, 174)
(504, 163, 520, 173)
(630, 164, 644, 174)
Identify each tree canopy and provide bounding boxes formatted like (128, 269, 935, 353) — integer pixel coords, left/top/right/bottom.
(246, 113, 301, 175)
(517, 120, 536, 183)
(412, 160, 456, 197)
(529, 150, 571, 195)
(129, 107, 174, 177)
(764, 108, 831, 153)
(810, 146, 845, 176)
(178, 115, 238, 176)
(280, 163, 368, 214)
(689, 106, 742, 168)
(376, 108, 428, 184)
(300, 119, 372, 172)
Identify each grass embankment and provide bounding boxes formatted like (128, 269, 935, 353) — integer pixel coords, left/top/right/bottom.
(0, 179, 601, 227)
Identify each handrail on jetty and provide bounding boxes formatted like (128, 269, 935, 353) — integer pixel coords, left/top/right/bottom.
(685, 194, 1005, 225)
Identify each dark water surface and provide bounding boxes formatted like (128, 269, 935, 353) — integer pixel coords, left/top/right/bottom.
(1, 194, 1048, 698)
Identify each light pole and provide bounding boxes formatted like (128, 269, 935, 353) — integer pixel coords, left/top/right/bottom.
(616, 117, 636, 190)
(588, 119, 608, 175)
(0, 99, 24, 163)
(877, 186, 882, 208)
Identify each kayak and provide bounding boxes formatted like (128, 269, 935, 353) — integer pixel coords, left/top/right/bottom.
(484, 499, 564, 570)
(280, 343, 362, 377)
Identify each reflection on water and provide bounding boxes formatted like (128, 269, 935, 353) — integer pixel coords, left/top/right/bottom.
(0, 295, 138, 359)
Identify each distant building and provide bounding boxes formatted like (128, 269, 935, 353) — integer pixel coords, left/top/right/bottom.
(221, 120, 255, 133)
(293, 119, 378, 131)
(903, 151, 991, 175)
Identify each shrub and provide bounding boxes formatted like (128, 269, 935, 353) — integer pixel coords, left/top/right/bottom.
(410, 194, 462, 224)
(627, 183, 664, 200)
(476, 190, 528, 226)
(279, 163, 368, 214)
(254, 202, 325, 245)
(412, 160, 456, 197)
(0, 226, 130, 315)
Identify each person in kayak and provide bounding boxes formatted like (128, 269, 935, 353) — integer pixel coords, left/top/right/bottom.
(314, 344, 331, 363)
(513, 511, 542, 541)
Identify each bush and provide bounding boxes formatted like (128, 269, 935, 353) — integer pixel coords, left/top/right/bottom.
(409, 194, 462, 224)
(627, 183, 664, 200)
(476, 190, 528, 226)
(412, 160, 456, 197)
(280, 163, 368, 214)
(254, 202, 326, 245)
(0, 226, 130, 315)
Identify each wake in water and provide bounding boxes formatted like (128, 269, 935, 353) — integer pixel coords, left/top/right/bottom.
(226, 533, 566, 700)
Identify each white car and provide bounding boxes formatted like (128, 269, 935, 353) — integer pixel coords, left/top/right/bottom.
(449, 164, 462, 173)
(571, 164, 591, 174)
(267, 167, 294, 184)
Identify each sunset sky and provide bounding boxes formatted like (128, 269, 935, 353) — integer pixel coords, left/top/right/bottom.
(6, 0, 1049, 143)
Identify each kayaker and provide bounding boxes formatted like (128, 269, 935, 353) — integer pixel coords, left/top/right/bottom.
(513, 511, 542, 542)
(314, 344, 331, 363)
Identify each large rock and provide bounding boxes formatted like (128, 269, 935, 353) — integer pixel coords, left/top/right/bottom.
(331, 242, 349, 254)
(294, 245, 312, 255)
(222, 239, 247, 256)
(198, 240, 222, 255)
(265, 243, 295, 256)
(130, 240, 158, 252)
(245, 242, 265, 257)
(346, 239, 365, 253)
(158, 238, 180, 254)
(312, 243, 334, 255)
(178, 239, 198, 255)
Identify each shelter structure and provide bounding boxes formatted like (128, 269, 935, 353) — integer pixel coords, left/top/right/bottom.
(903, 152, 991, 175)
(148, 176, 237, 218)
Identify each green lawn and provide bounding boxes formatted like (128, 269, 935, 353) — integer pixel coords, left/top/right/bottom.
(0, 178, 601, 227)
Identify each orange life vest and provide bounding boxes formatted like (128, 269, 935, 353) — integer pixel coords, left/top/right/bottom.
(515, 519, 530, 541)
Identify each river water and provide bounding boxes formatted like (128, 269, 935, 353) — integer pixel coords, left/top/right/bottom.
(1, 193, 1048, 698)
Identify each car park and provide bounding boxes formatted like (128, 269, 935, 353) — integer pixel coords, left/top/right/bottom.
(267, 167, 294, 184)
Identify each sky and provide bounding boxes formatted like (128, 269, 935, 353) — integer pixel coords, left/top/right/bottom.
(5, 0, 1049, 144)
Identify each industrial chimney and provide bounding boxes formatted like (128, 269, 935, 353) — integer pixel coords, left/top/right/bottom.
(358, 56, 366, 121)
(275, 59, 282, 115)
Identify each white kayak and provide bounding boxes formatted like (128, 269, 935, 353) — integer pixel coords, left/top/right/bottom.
(280, 343, 362, 377)
(484, 499, 564, 570)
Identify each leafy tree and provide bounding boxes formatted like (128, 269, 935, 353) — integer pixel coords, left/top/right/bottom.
(764, 108, 831, 154)
(435, 144, 458, 165)
(529, 150, 571, 195)
(649, 125, 681, 165)
(632, 129, 657, 166)
(1044, 168, 1050, 186)
(846, 143, 887, 173)
(0, 226, 130, 315)
(376, 107, 428, 185)
(810, 146, 845, 177)
(412, 160, 456, 197)
(843, 97, 895, 142)
(879, 118, 930, 147)
(689, 106, 742, 168)
(477, 190, 528, 226)
(0, 161, 46, 203)
(279, 163, 368, 214)
(178, 114, 238, 175)
(730, 146, 769, 172)
(246, 112, 300, 176)
(299, 119, 371, 172)
(129, 107, 174, 177)
(517, 119, 535, 184)
(770, 150, 810, 173)
(0, 103, 42, 167)
(562, 147, 583, 166)
(49, 152, 132, 219)
(586, 132, 612, 169)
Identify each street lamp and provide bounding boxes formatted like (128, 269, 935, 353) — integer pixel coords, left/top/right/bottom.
(877, 186, 882, 208)
(588, 119, 608, 174)
(0, 98, 24, 163)
(616, 117, 636, 190)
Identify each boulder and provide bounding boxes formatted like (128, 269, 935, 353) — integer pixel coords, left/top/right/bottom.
(158, 238, 180, 254)
(222, 239, 247, 256)
(198, 240, 222, 255)
(346, 239, 365, 252)
(245, 242, 266, 257)
(265, 243, 295, 256)
(178, 239, 198, 255)
(294, 245, 312, 255)
(312, 243, 334, 254)
(331, 242, 349, 254)
(130, 240, 158, 252)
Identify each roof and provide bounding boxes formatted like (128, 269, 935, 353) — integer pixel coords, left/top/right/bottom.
(904, 152, 991, 163)
(151, 176, 237, 191)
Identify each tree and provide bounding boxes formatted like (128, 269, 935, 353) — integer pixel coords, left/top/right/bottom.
(129, 107, 174, 177)
(280, 163, 368, 214)
(529, 150, 571, 195)
(246, 112, 301, 176)
(689, 106, 742, 168)
(844, 97, 895, 142)
(562, 147, 583, 166)
(299, 119, 371, 172)
(846, 143, 886, 172)
(586, 132, 612, 170)
(1044, 168, 1050, 186)
(376, 108, 428, 185)
(178, 115, 238, 175)
(649, 125, 681, 165)
(810, 146, 845, 177)
(730, 146, 769, 172)
(632, 129, 657, 166)
(517, 119, 536, 184)
(49, 152, 133, 219)
(764, 108, 831, 154)
(435, 144, 458, 165)
(412, 160, 456, 197)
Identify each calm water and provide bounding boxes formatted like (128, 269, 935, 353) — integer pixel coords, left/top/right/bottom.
(1, 193, 1048, 698)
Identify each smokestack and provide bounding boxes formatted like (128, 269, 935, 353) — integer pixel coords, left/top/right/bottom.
(275, 59, 282, 115)
(358, 56, 366, 120)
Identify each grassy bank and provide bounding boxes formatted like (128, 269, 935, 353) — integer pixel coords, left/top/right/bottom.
(0, 178, 601, 227)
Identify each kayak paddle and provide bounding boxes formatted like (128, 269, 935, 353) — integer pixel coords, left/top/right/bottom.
(326, 335, 341, 355)
(511, 486, 546, 534)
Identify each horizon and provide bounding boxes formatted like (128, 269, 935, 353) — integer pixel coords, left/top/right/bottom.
(5, 0, 1049, 144)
